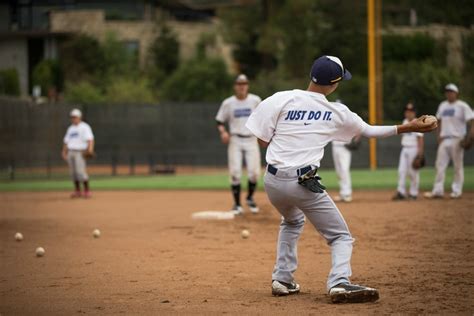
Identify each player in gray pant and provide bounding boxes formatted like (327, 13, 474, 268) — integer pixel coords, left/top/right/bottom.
(246, 55, 437, 303)
(216, 74, 262, 215)
(62, 109, 95, 198)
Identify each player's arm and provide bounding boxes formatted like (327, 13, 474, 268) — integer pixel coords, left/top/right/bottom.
(61, 143, 68, 161)
(436, 120, 442, 144)
(417, 135, 424, 156)
(87, 139, 95, 154)
(257, 138, 269, 148)
(216, 121, 230, 144)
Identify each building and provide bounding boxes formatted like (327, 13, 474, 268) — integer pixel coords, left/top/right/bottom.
(0, 0, 235, 97)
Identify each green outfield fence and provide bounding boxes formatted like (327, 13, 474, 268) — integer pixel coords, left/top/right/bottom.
(0, 97, 473, 180)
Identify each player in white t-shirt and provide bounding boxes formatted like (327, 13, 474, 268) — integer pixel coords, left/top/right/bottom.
(245, 55, 437, 303)
(62, 109, 95, 198)
(216, 74, 262, 215)
(393, 103, 424, 200)
(424, 83, 474, 199)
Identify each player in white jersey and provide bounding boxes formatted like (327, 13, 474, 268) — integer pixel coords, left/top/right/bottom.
(216, 74, 262, 215)
(62, 109, 95, 198)
(424, 83, 474, 199)
(393, 103, 424, 200)
(245, 55, 437, 303)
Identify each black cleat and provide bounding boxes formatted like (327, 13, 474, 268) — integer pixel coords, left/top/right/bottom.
(272, 280, 300, 296)
(329, 283, 379, 303)
(392, 192, 406, 201)
(246, 198, 259, 214)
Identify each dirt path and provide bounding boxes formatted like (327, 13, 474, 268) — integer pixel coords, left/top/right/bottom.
(1, 191, 473, 315)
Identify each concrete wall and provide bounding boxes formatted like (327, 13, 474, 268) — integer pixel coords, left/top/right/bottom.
(0, 39, 29, 96)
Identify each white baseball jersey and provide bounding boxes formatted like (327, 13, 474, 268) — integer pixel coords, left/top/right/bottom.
(246, 89, 366, 169)
(436, 100, 473, 138)
(216, 94, 261, 136)
(64, 122, 94, 150)
(401, 119, 423, 147)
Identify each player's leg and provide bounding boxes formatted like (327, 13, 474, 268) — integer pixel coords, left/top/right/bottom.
(67, 151, 81, 198)
(450, 140, 464, 198)
(407, 147, 420, 198)
(395, 148, 408, 199)
(228, 138, 243, 213)
(332, 146, 343, 192)
(264, 172, 303, 295)
(75, 151, 90, 198)
(430, 141, 450, 196)
(339, 147, 352, 200)
(244, 138, 261, 213)
(298, 191, 379, 303)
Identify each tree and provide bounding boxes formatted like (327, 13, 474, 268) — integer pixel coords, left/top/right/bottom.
(150, 25, 180, 75)
(160, 57, 232, 102)
(59, 35, 105, 85)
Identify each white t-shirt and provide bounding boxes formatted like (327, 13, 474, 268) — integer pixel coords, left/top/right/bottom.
(216, 93, 262, 136)
(436, 100, 473, 138)
(401, 119, 423, 147)
(63, 122, 94, 150)
(245, 89, 366, 169)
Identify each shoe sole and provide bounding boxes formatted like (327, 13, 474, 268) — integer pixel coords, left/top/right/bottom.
(249, 207, 259, 214)
(330, 289, 379, 304)
(272, 289, 300, 296)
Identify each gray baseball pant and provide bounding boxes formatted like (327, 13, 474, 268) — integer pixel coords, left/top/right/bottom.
(67, 150, 89, 182)
(264, 168, 353, 291)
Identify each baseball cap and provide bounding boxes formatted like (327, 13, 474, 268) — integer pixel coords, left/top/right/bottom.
(404, 103, 416, 112)
(70, 109, 82, 118)
(310, 56, 351, 85)
(444, 83, 459, 93)
(235, 74, 249, 84)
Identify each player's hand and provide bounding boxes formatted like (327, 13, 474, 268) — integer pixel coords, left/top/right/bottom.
(220, 131, 230, 144)
(410, 115, 438, 132)
(61, 152, 68, 161)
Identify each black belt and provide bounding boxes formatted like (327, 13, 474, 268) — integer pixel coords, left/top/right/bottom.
(267, 164, 312, 176)
(232, 134, 253, 138)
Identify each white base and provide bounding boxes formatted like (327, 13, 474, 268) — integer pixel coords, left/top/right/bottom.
(192, 211, 235, 220)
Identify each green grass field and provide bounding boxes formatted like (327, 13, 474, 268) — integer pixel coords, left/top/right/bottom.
(0, 167, 472, 192)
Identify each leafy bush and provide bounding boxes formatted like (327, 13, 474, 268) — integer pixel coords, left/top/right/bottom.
(105, 78, 155, 104)
(32, 59, 63, 95)
(102, 32, 138, 80)
(64, 81, 105, 104)
(0, 68, 20, 96)
(160, 57, 232, 102)
(383, 33, 442, 63)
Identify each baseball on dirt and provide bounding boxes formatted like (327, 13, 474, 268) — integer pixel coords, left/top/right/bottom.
(241, 229, 250, 239)
(35, 247, 45, 257)
(423, 115, 437, 125)
(93, 229, 101, 238)
(14, 232, 23, 241)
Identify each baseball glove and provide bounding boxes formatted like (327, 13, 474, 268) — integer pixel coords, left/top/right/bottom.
(412, 155, 425, 170)
(298, 169, 326, 193)
(82, 151, 96, 160)
(460, 137, 472, 150)
(344, 138, 361, 151)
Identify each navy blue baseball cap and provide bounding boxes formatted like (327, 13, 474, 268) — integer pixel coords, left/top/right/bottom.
(310, 55, 352, 85)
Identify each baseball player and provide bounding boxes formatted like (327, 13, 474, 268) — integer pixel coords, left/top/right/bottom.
(331, 126, 360, 202)
(424, 83, 473, 199)
(393, 103, 424, 200)
(245, 55, 437, 303)
(62, 109, 95, 198)
(216, 74, 262, 215)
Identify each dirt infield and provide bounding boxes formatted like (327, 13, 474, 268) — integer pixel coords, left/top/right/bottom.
(1, 190, 473, 315)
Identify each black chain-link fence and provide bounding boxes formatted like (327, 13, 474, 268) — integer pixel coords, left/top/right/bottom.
(0, 97, 472, 180)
